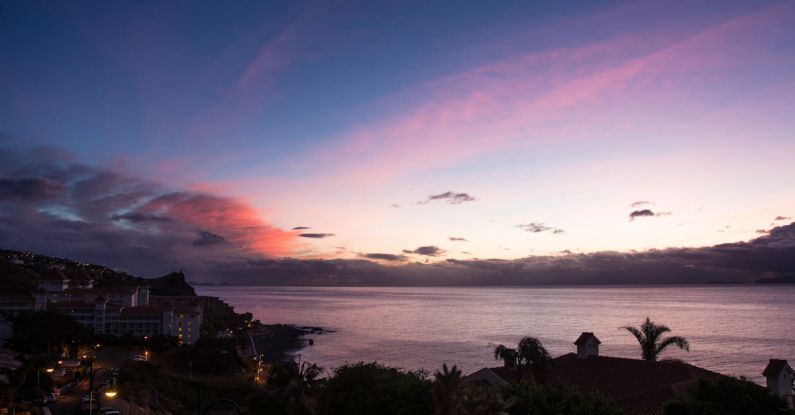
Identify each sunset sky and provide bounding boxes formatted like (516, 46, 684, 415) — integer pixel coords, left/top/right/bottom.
(1, 1, 794, 280)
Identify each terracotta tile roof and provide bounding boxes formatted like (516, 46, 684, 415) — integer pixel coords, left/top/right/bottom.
(173, 306, 201, 314)
(574, 332, 601, 345)
(477, 353, 730, 415)
(763, 359, 792, 377)
(49, 301, 97, 309)
(64, 287, 137, 294)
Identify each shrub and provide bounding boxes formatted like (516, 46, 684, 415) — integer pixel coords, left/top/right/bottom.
(317, 362, 434, 415)
(663, 378, 795, 415)
(501, 382, 621, 415)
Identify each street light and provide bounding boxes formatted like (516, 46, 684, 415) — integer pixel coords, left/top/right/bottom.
(87, 362, 115, 415)
(45, 368, 54, 373)
(104, 388, 118, 398)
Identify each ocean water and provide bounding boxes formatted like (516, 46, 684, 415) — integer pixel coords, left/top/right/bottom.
(197, 285, 795, 384)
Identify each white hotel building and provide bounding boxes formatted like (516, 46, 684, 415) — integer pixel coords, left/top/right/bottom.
(1, 269, 202, 345)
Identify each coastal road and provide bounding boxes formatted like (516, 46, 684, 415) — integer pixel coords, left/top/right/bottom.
(48, 378, 86, 415)
(48, 347, 130, 415)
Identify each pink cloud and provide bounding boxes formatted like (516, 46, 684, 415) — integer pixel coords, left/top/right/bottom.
(288, 3, 793, 186)
(139, 192, 300, 256)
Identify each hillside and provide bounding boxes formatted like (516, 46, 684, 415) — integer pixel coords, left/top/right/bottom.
(0, 249, 195, 295)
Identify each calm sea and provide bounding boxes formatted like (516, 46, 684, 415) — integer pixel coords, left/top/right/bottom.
(197, 285, 795, 384)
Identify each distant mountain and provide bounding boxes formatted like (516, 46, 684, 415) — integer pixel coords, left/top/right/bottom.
(0, 249, 195, 295)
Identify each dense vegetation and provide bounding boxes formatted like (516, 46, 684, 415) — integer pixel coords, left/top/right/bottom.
(119, 360, 259, 415)
(663, 378, 795, 415)
(200, 307, 252, 337)
(161, 337, 245, 376)
(7, 309, 91, 357)
(242, 361, 621, 415)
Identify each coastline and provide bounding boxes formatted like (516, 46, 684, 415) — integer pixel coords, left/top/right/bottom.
(249, 324, 330, 362)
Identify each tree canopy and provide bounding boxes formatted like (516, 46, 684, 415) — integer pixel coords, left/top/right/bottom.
(663, 378, 795, 415)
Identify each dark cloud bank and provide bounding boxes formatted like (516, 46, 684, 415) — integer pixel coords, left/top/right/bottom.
(1, 142, 793, 286)
(202, 225, 795, 286)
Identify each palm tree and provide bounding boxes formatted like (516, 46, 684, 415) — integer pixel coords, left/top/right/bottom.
(516, 337, 552, 384)
(622, 317, 690, 361)
(494, 337, 552, 384)
(433, 364, 513, 415)
(493, 345, 517, 368)
(433, 364, 463, 415)
(265, 359, 322, 415)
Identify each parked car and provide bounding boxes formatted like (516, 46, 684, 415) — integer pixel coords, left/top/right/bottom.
(104, 411, 121, 415)
(46, 393, 58, 403)
(131, 354, 146, 362)
(98, 407, 115, 414)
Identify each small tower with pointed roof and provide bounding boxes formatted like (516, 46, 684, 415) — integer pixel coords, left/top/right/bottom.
(763, 359, 794, 408)
(574, 332, 601, 359)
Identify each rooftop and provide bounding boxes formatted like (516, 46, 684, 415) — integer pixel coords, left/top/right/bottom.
(49, 300, 98, 309)
(64, 286, 138, 295)
(468, 353, 730, 415)
(763, 359, 792, 377)
(574, 332, 601, 345)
